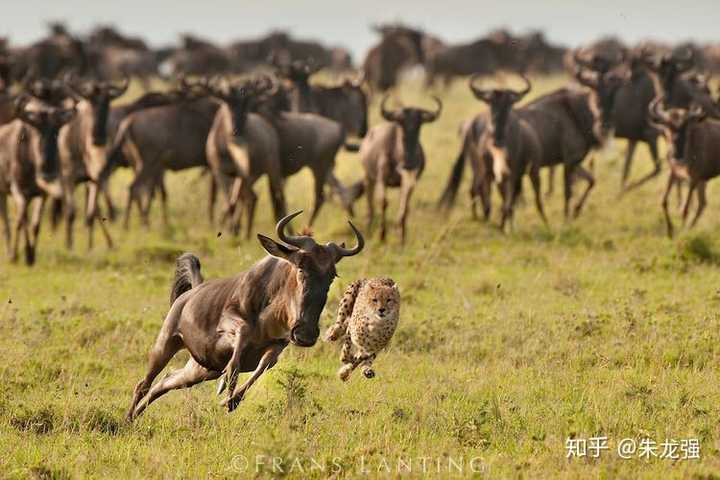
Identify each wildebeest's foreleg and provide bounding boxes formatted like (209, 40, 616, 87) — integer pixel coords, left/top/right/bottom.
(327, 173, 354, 216)
(221, 322, 252, 409)
(240, 181, 258, 240)
(661, 172, 678, 238)
(689, 181, 707, 229)
(26, 196, 47, 265)
(376, 180, 388, 242)
(9, 190, 28, 264)
(103, 188, 117, 223)
(223, 343, 285, 412)
(546, 166, 556, 197)
(562, 164, 575, 220)
(364, 178, 375, 234)
(397, 174, 416, 244)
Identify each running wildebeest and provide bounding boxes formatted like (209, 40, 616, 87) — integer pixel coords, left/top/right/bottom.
(350, 94, 441, 243)
(126, 210, 364, 421)
(0, 96, 75, 264)
(466, 74, 548, 231)
(204, 76, 287, 238)
(58, 75, 129, 250)
(648, 98, 720, 237)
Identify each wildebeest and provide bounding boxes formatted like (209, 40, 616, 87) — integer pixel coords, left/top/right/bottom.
(362, 24, 429, 91)
(255, 84, 357, 224)
(440, 62, 623, 222)
(108, 85, 220, 228)
(466, 74, 547, 230)
(648, 98, 720, 237)
(204, 76, 287, 238)
(126, 211, 364, 420)
(350, 95, 441, 243)
(58, 76, 128, 250)
(276, 59, 368, 140)
(0, 96, 75, 264)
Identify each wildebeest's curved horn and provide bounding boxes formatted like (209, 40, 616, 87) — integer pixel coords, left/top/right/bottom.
(421, 96, 442, 122)
(328, 221, 365, 260)
(510, 74, 531, 101)
(276, 210, 315, 250)
(380, 94, 402, 122)
(468, 73, 493, 103)
(648, 96, 671, 125)
(108, 75, 130, 98)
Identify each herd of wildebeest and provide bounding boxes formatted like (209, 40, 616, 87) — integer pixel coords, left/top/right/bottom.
(1, 22, 720, 265)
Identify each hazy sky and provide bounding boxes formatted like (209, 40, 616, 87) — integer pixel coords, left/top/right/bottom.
(3, 0, 717, 60)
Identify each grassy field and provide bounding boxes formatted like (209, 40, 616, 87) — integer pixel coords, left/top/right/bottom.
(2, 75, 720, 479)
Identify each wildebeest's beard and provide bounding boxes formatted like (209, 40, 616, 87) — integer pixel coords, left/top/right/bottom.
(673, 123, 689, 163)
(91, 96, 111, 146)
(230, 99, 251, 137)
(291, 272, 333, 347)
(490, 104, 512, 147)
(401, 125, 422, 169)
(39, 126, 61, 181)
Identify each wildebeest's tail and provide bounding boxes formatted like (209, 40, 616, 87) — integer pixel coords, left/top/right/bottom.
(437, 146, 467, 210)
(170, 253, 204, 305)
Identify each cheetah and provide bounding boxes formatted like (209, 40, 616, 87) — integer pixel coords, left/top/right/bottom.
(324, 277, 400, 381)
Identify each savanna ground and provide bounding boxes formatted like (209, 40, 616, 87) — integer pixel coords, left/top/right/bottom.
(2, 75, 720, 479)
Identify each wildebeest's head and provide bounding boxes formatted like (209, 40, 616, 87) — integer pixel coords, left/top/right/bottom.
(469, 73, 531, 146)
(24, 77, 71, 107)
(257, 211, 364, 347)
(67, 75, 129, 146)
(648, 96, 705, 160)
(204, 75, 276, 133)
(380, 94, 441, 167)
(15, 95, 76, 183)
(341, 74, 369, 137)
(574, 52, 626, 137)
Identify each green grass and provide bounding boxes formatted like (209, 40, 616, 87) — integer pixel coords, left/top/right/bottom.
(2, 76, 720, 478)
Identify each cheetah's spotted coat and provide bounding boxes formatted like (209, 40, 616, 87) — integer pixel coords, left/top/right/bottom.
(324, 277, 400, 380)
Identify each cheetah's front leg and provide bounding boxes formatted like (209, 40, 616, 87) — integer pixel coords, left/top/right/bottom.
(358, 354, 377, 379)
(338, 336, 357, 381)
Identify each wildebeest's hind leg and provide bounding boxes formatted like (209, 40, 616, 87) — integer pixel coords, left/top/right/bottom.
(689, 181, 707, 229)
(529, 166, 548, 227)
(681, 180, 698, 227)
(546, 166, 555, 197)
(308, 167, 328, 226)
(240, 181, 258, 240)
(126, 304, 186, 422)
(103, 188, 117, 223)
(156, 176, 169, 226)
(620, 140, 638, 190)
(327, 173, 354, 216)
(132, 358, 220, 420)
(364, 178, 375, 234)
(222, 343, 285, 412)
(396, 174, 416, 244)
(571, 165, 595, 219)
(661, 172, 678, 238)
(0, 195, 11, 258)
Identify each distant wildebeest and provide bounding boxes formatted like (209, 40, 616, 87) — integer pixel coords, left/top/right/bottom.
(362, 24, 430, 91)
(204, 76, 287, 238)
(126, 211, 364, 420)
(440, 61, 623, 222)
(466, 74, 547, 230)
(349, 95, 441, 243)
(159, 34, 232, 77)
(275, 59, 368, 140)
(86, 26, 158, 88)
(648, 98, 720, 237)
(0, 96, 75, 264)
(255, 82, 357, 224)
(108, 85, 220, 228)
(58, 75, 128, 250)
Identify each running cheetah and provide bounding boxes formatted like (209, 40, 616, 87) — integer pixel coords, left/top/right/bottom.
(324, 277, 400, 381)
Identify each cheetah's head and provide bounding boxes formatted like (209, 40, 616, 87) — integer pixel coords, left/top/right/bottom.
(369, 284, 399, 319)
